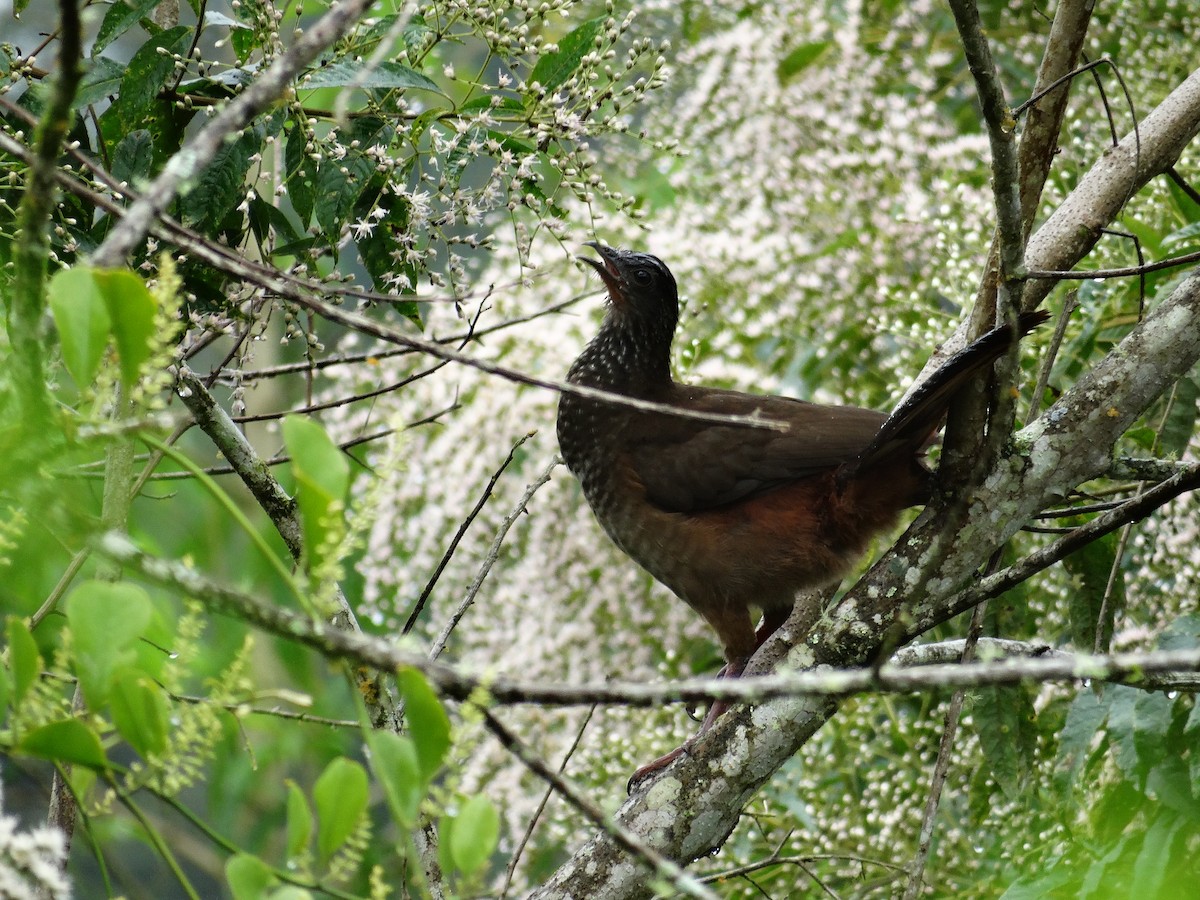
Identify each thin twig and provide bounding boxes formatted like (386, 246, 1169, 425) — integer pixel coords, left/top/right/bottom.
(405, 434, 533, 635)
(1027, 289, 1078, 421)
(1027, 247, 1200, 279)
(428, 456, 559, 660)
(500, 705, 597, 898)
(904, 552, 996, 900)
(478, 708, 722, 900)
(90, 537, 1200, 703)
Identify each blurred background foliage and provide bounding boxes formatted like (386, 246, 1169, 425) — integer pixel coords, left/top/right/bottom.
(0, 0, 1198, 897)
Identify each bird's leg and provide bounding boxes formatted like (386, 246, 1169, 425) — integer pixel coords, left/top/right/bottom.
(628, 608, 767, 790)
(627, 654, 749, 791)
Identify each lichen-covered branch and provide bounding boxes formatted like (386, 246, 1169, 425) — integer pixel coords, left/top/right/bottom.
(530, 66, 1200, 900)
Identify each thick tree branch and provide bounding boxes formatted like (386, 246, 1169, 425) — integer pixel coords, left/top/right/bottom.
(531, 65, 1200, 900)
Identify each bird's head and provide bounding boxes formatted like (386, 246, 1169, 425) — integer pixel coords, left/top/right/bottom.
(578, 242, 678, 328)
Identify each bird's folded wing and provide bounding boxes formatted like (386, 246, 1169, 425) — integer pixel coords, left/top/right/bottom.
(629, 388, 888, 513)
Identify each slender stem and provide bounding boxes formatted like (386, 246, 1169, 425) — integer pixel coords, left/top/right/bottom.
(478, 707, 721, 900)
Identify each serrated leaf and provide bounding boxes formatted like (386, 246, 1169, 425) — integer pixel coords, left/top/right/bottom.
(397, 669, 451, 784)
(284, 125, 316, 226)
(20, 720, 108, 769)
(249, 196, 300, 248)
(65, 580, 152, 708)
(313, 154, 373, 237)
(183, 127, 262, 230)
(285, 780, 313, 861)
(6, 616, 41, 707)
(48, 267, 112, 388)
(302, 59, 441, 94)
(110, 669, 169, 757)
(1106, 685, 1171, 782)
(94, 0, 164, 56)
(973, 684, 1037, 800)
(93, 268, 157, 389)
(1062, 534, 1122, 652)
(226, 853, 275, 900)
(111, 129, 155, 186)
(367, 732, 423, 828)
(313, 757, 368, 866)
(529, 18, 605, 92)
(448, 794, 499, 877)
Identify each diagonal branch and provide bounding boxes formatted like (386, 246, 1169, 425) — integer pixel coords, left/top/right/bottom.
(529, 63, 1200, 900)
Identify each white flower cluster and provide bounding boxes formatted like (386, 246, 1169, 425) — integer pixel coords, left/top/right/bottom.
(0, 784, 70, 900)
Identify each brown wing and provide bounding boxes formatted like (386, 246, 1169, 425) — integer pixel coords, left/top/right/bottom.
(627, 385, 888, 513)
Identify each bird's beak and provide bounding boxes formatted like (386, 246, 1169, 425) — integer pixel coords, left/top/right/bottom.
(578, 241, 624, 302)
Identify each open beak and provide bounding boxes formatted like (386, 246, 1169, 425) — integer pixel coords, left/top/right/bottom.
(577, 241, 624, 301)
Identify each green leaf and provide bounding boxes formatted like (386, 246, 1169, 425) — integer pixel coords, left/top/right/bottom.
(115, 26, 193, 131)
(973, 683, 1037, 800)
(20, 720, 108, 769)
(65, 580, 152, 708)
(76, 56, 128, 107)
(265, 888, 313, 900)
(93, 268, 157, 389)
(397, 669, 451, 783)
(1062, 534, 1122, 652)
(0, 663, 9, 726)
(226, 853, 275, 900)
(1158, 374, 1199, 458)
(367, 732, 423, 828)
(111, 129, 155, 187)
(1130, 813, 1182, 900)
(529, 18, 605, 92)
(313, 154, 373, 237)
(282, 416, 350, 565)
(94, 0, 164, 56)
(1187, 700, 1200, 794)
(1162, 219, 1200, 248)
(109, 668, 169, 757)
(1054, 690, 1107, 797)
(182, 127, 262, 230)
(448, 794, 499, 877)
(303, 59, 442, 94)
(313, 757, 368, 867)
(285, 125, 316, 227)
(48, 267, 113, 388)
(285, 781, 313, 861)
(777, 40, 832, 83)
(1107, 685, 1172, 781)
(6, 616, 43, 706)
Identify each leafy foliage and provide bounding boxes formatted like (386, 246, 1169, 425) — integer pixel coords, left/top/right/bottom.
(0, 0, 1198, 898)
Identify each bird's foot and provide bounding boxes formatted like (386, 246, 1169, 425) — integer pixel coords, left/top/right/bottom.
(626, 741, 691, 792)
(626, 698, 732, 793)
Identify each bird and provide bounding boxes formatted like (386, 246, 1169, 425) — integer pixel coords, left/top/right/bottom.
(556, 242, 1046, 781)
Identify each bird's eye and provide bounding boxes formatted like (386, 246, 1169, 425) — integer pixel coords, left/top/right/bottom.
(632, 268, 653, 286)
